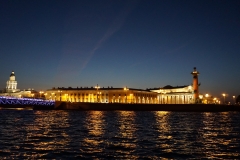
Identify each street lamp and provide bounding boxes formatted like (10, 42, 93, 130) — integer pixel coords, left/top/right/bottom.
(51, 93, 55, 100)
(39, 91, 44, 98)
(95, 84, 100, 102)
(213, 98, 216, 104)
(222, 93, 226, 104)
(58, 90, 62, 101)
(199, 95, 203, 104)
(205, 94, 209, 104)
(124, 87, 129, 103)
(233, 96, 235, 105)
(44, 93, 47, 99)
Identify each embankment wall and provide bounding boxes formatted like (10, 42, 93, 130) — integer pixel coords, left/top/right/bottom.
(54, 101, 240, 112)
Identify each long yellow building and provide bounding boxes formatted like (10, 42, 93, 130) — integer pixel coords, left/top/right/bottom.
(45, 85, 194, 104)
(45, 68, 199, 104)
(45, 87, 158, 104)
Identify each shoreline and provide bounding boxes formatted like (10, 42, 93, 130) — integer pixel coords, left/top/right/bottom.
(54, 102, 240, 112)
(1, 102, 239, 112)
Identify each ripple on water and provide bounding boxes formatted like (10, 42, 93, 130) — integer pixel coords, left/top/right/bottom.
(0, 110, 240, 159)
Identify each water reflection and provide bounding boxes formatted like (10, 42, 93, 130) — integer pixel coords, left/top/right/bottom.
(154, 111, 172, 152)
(115, 111, 138, 159)
(85, 111, 105, 137)
(83, 111, 105, 152)
(201, 112, 238, 158)
(118, 111, 136, 139)
(1, 110, 240, 159)
(28, 111, 70, 158)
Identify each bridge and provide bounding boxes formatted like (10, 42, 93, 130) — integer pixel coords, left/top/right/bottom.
(0, 96, 55, 107)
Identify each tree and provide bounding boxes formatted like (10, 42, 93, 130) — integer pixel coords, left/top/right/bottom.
(236, 95, 240, 104)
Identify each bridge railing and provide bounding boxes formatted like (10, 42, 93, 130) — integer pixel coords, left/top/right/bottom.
(0, 96, 55, 106)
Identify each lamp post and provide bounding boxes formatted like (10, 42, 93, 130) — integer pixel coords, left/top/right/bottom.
(199, 95, 203, 104)
(205, 94, 209, 104)
(51, 93, 55, 100)
(44, 93, 47, 100)
(39, 91, 44, 98)
(222, 93, 226, 104)
(95, 84, 100, 102)
(213, 98, 216, 104)
(58, 90, 62, 101)
(124, 87, 129, 103)
(233, 96, 235, 105)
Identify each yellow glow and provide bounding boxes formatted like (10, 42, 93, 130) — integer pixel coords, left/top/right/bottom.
(222, 93, 226, 97)
(95, 84, 100, 89)
(83, 111, 105, 148)
(28, 111, 70, 153)
(205, 94, 209, 97)
(155, 111, 172, 151)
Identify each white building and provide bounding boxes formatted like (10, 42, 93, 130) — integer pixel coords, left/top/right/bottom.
(0, 71, 38, 98)
(150, 85, 194, 104)
(5, 71, 20, 93)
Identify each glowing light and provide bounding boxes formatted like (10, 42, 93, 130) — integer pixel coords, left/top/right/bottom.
(222, 93, 226, 104)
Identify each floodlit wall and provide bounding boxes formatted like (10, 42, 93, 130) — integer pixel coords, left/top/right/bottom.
(45, 88, 158, 104)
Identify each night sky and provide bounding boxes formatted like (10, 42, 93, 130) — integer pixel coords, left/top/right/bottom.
(0, 0, 239, 98)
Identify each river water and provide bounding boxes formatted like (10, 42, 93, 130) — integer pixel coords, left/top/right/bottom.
(0, 110, 239, 159)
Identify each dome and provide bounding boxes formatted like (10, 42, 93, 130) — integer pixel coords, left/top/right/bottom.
(10, 71, 15, 77)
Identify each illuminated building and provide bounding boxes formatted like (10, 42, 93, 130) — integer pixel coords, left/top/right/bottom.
(150, 85, 194, 104)
(46, 87, 158, 104)
(46, 68, 200, 104)
(46, 85, 195, 104)
(149, 68, 201, 104)
(0, 71, 38, 98)
(5, 71, 20, 93)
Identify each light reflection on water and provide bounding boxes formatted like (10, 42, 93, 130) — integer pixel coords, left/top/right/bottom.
(0, 110, 240, 159)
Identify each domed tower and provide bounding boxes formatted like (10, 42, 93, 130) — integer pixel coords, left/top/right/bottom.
(191, 67, 200, 103)
(6, 71, 18, 93)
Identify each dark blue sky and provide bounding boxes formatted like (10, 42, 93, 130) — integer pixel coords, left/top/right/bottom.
(0, 0, 239, 98)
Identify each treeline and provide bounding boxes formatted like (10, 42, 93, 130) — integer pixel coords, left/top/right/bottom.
(236, 95, 240, 103)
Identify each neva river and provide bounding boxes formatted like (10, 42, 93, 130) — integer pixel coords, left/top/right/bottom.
(0, 110, 240, 159)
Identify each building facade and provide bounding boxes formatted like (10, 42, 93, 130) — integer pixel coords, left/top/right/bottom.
(45, 68, 200, 104)
(46, 85, 195, 104)
(45, 87, 159, 104)
(5, 71, 20, 93)
(0, 71, 38, 98)
(150, 85, 194, 104)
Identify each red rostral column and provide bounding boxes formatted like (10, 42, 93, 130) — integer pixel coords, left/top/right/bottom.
(191, 67, 200, 103)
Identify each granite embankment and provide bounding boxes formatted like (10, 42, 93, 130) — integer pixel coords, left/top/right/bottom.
(54, 101, 240, 112)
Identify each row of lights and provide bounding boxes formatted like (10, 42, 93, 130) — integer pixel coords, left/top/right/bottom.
(200, 93, 236, 104)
